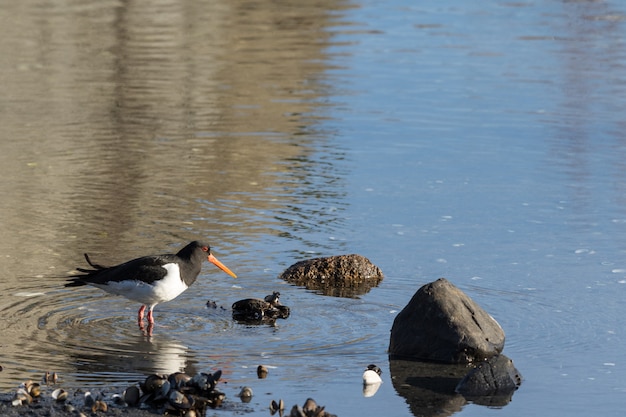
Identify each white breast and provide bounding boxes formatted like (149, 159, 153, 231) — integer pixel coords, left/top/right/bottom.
(150, 263, 189, 303)
(94, 263, 189, 305)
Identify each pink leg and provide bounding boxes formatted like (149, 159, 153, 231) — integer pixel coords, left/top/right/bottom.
(138, 305, 146, 323)
(147, 307, 155, 324)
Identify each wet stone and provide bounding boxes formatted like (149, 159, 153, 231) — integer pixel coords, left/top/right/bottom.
(455, 354, 522, 404)
(389, 278, 505, 363)
(279, 254, 383, 298)
(232, 296, 290, 324)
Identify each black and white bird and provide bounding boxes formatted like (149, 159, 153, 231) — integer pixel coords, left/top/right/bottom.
(65, 241, 236, 326)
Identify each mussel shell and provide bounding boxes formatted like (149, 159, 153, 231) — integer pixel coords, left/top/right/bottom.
(143, 374, 168, 394)
(191, 371, 219, 391)
(112, 394, 125, 406)
(92, 400, 108, 412)
(12, 389, 32, 406)
(84, 391, 95, 408)
(190, 373, 208, 390)
(11, 397, 25, 407)
(257, 365, 268, 379)
(237, 386, 253, 402)
(270, 400, 279, 414)
(269, 398, 285, 413)
(24, 381, 41, 397)
(51, 388, 68, 402)
(167, 389, 193, 410)
(168, 372, 191, 389)
(302, 398, 318, 412)
(290, 405, 305, 417)
(158, 380, 171, 398)
(206, 389, 225, 408)
(123, 385, 140, 406)
(212, 369, 222, 382)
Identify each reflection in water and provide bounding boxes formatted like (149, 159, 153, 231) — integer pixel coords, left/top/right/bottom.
(3, 0, 626, 416)
(389, 358, 520, 414)
(70, 332, 190, 379)
(0, 0, 351, 392)
(389, 359, 468, 417)
(548, 0, 626, 223)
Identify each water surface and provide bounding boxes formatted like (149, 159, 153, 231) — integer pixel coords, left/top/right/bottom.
(1, 0, 626, 416)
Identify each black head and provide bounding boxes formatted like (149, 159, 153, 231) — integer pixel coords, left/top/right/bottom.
(182, 241, 237, 278)
(178, 241, 211, 258)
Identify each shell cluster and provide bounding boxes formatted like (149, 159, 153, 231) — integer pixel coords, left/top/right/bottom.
(120, 370, 225, 416)
(11, 371, 61, 407)
(270, 397, 337, 417)
(8, 369, 224, 416)
(9, 372, 111, 416)
(11, 380, 41, 407)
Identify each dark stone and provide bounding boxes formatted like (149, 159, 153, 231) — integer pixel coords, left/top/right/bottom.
(232, 297, 290, 325)
(279, 254, 383, 298)
(455, 354, 522, 405)
(388, 278, 505, 363)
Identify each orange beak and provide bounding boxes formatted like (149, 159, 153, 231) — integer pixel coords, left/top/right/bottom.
(208, 254, 237, 278)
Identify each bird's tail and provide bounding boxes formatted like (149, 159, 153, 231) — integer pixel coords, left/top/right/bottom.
(64, 279, 87, 287)
(65, 253, 110, 287)
(76, 253, 108, 272)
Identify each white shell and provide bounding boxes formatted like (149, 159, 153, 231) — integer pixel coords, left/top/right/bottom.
(363, 369, 383, 384)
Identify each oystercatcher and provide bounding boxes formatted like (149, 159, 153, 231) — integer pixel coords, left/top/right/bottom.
(65, 241, 237, 326)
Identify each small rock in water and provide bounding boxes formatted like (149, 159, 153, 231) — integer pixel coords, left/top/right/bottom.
(232, 292, 290, 324)
(455, 354, 522, 400)
(279, 254, 383, 298)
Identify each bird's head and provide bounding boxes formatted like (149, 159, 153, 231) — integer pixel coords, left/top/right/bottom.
(202, 245, 237, 278)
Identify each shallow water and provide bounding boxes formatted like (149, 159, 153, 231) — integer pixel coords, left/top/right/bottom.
(1, 0, 626, 416)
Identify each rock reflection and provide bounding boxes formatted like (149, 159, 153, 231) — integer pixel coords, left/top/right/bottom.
(390, 358, 520, 415)
(389, 359, 468, 417)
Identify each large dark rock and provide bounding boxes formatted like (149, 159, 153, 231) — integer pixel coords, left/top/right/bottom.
(389, 278, 505, 363)
(279, 254, 383, 298)
(455, 354, 522, 406)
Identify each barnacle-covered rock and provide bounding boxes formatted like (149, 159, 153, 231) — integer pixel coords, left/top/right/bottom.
(279, 254, 383, 297)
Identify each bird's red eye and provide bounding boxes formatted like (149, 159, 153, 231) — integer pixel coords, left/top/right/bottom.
(202, 246, 209, 252)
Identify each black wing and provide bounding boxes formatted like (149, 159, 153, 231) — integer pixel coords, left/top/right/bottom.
(66, 254, 176, 287)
